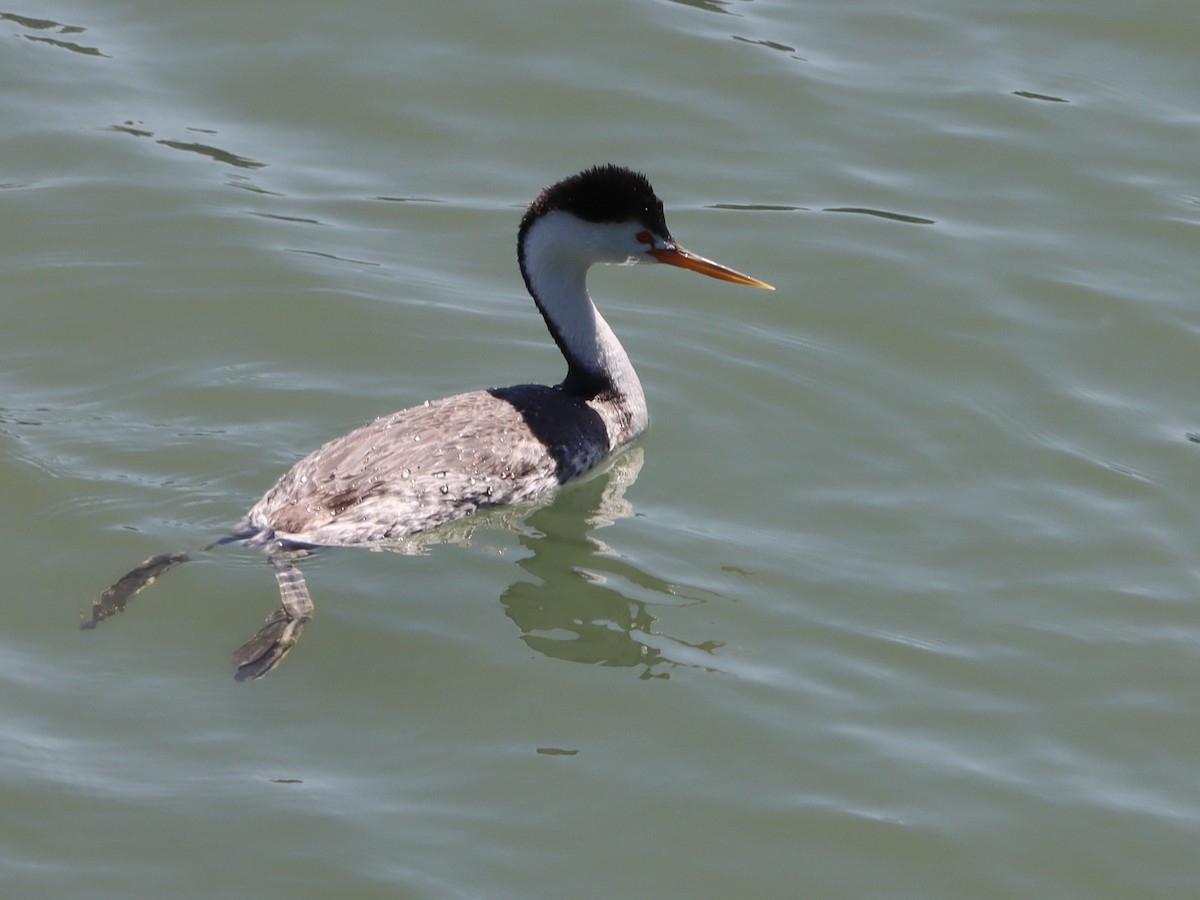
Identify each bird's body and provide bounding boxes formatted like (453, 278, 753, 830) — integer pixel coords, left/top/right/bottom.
(245, 382, 639, 546)
(85, 164, 772, 679)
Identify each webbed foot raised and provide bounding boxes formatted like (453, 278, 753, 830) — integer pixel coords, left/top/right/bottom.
(81, 551, 191, 629)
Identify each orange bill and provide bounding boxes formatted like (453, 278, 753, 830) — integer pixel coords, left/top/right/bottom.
(649, 243, 774, 290)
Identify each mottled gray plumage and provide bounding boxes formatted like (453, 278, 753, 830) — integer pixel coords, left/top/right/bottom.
(83, 164, 771, 680)
(245, 383, 635, 546)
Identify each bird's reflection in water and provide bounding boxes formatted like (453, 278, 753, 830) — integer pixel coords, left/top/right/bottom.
(498, 448, 725, 680)
(82, 447, 726, 679)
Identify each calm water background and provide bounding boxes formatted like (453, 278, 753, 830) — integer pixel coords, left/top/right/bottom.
(3, 0, 1199, 896)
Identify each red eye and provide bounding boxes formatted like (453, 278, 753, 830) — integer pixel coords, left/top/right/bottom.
(636, 230, 654, 245)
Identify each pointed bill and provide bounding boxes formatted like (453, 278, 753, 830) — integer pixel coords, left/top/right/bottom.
(649, 243, 774, 290)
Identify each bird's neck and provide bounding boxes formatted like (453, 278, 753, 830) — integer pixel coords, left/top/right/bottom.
(518, 214, 647, 429)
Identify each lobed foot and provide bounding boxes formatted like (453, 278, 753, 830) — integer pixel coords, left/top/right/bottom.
(81, 551, 190, 629)
(231, 607, 308, 682)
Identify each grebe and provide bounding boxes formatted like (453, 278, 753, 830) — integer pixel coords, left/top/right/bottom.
(83, 165, 773, 679)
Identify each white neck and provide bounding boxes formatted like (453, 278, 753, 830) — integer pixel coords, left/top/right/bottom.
(519, 213, 648, 435)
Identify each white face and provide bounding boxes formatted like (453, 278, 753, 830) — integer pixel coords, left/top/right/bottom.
(533, 211, 665, 269)
(522, 205, 774, 298)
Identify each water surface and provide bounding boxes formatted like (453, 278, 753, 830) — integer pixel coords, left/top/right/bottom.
(3, 0, 1200, 896)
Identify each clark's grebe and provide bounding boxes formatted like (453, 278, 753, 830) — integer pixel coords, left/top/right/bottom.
(83, 164, 773, 679)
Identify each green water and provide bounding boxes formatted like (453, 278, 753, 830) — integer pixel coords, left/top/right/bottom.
(3, 0, 1200, 896)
